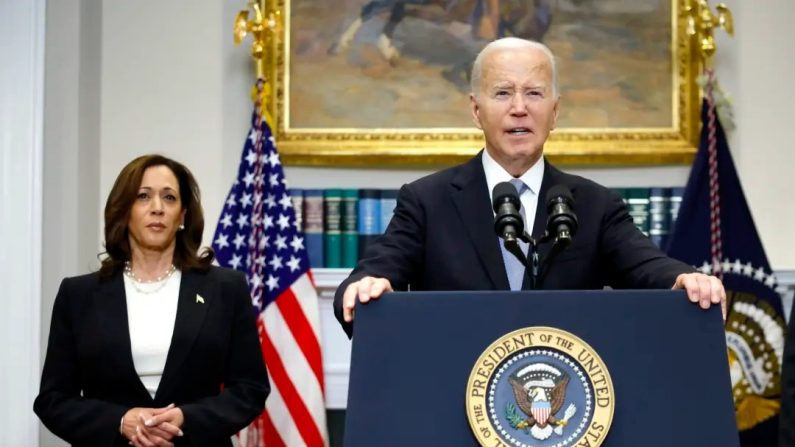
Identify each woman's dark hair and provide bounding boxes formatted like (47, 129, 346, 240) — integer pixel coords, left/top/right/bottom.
(99, 154, 214, 277)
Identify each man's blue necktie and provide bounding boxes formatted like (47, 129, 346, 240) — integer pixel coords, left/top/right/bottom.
(499, 179, 529, 291)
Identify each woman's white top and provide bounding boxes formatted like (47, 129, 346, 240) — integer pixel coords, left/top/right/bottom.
(123, 270, 182, 399)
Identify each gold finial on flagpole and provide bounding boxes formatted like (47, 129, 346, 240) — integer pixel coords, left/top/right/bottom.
(234, 0, 282, 106)
(233, 0, 282, 124)
(684, 0, 734, 69)
(684, 0, 736, 131)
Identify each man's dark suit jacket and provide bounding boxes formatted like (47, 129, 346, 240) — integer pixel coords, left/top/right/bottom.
(34, 266, 269, 447)
(334, 152, 694, 337)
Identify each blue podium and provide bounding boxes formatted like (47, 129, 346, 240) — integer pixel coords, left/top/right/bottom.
(344, 290, 738, 446)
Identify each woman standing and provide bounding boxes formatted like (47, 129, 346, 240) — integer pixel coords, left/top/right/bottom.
(35, 155, 269, 447)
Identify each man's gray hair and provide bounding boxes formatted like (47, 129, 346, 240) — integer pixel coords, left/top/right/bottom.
(470, 37, 559, 98)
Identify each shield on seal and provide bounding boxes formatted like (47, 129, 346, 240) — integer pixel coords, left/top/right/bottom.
(531, 400, 551, 425)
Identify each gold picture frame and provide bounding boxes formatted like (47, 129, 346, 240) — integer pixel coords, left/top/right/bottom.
(269, 0, 700, 167)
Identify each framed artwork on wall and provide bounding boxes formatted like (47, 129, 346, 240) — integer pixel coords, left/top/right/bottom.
(268, 0, 699, 166)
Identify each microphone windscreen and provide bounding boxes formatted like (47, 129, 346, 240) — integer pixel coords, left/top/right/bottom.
(546, 185, 574, 208)
(492, 182, 521, 213)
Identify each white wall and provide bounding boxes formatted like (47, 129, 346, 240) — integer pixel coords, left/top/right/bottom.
(99, 1, 227, 246)
(38, 0, 103, 444)
(0, 0, 45, 445)
(714, 0, 795, 270)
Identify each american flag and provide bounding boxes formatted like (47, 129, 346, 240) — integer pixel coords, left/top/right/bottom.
(212, 103, 328, 447)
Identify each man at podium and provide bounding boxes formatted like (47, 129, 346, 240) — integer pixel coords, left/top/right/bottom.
(333, 37, 725, 338)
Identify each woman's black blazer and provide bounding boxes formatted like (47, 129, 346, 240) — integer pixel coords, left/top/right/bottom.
(34, 266, 270, 447)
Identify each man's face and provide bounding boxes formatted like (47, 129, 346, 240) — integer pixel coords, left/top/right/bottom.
(470, 47, 559, 175)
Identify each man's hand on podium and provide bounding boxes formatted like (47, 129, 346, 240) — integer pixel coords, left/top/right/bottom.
(672, 272, 727, 320)
(342, 276, 394, 323)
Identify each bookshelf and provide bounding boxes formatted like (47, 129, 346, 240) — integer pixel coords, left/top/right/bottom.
(295, 187, 680, 270)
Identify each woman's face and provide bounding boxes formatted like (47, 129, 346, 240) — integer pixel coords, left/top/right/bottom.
(127, 165, 186, 255)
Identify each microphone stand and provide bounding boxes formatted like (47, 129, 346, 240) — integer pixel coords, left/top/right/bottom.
(502, 231, 554, 290)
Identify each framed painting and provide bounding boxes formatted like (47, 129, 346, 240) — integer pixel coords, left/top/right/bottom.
(268, 0, 700, 166)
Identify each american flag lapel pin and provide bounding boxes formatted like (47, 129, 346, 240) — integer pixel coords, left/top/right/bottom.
(196, 294, 205, 304)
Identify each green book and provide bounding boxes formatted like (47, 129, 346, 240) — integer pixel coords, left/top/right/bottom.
(341, 189, 359, 268)
(323, 189, 342, 268)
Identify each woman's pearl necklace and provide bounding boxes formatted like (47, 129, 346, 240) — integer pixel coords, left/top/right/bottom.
(123, 261, 177, 294)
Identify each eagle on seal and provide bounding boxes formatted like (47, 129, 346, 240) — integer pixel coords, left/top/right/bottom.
(509, 363, 572, 440)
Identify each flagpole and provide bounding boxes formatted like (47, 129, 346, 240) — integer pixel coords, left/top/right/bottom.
(683, 1, 735, 278)
(226, 4, 330, 446)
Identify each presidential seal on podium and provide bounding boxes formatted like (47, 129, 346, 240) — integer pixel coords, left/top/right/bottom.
(466, 327, 615, 447)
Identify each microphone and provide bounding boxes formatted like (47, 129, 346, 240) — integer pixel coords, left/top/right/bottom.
(545, 185, 578, 247)
(492, 182, 524, 242)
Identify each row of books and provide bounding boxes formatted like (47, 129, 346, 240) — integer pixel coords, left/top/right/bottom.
(290, 189, 399, 269)
(289, 187, 684, 269)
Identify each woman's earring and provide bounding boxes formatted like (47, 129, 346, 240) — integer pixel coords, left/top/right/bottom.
(179, 224, 185, 230)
